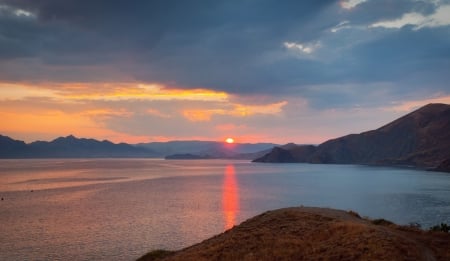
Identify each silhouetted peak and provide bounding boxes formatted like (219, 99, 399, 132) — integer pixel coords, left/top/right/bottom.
(281, 143, 298, 150)
(52, 135, 79, 143)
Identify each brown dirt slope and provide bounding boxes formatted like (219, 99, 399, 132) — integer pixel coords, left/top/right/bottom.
(139, 207, 450, 261)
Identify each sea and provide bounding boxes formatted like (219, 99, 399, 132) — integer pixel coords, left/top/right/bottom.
(0, 159, 449, 260)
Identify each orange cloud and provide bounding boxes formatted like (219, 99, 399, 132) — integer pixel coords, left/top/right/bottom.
(182, 101, 288, 122)
(215, 124, 242, 131)
(0, 83, 59, 100)
(183, 110, 216, 122)
(0, 108, 148, 143)
(146, 108, 171, 118)
(81, 108, 133, 118)
(0, 82, 229, 102)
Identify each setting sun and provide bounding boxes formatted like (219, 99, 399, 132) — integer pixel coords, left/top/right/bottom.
(225, 137, 234, 144)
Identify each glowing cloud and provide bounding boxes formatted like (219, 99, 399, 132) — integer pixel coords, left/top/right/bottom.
(146, 109, 171, 118)
(182, 101, 288, 122)
(182, 110, 217, 122)
(340, 0, 368, 9)
(0, 83, 59, 100)
(370, 5, 450, 30)
(283, 41, 320, 54)
(0, 82, 228, 102)
(63, 83, 229, 102)
(0, 4, 36, 18)
(331, 21, 351, 33)
(0, 109, 146, 143)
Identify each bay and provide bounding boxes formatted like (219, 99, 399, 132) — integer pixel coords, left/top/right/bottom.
(0, 159, 449, 260)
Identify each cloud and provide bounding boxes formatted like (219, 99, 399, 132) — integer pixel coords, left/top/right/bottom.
(182, 101, 288, 122)
(146, 108, 171, 118)
(0, 82, 229, 102)
(283, 41, 321, 54)
(0, 3, 36, 18)
(340, 0, 368, 10)
(330, 21, 352, 33)
(0, 0, 449, 144)
(370, 4, 450, 30)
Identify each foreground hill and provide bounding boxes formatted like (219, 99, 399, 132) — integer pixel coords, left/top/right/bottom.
(254, 103, 450, 169)
(138, 207, 450, 261)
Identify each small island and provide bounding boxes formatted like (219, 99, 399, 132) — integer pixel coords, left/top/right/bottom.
(164, 153, 213, 160)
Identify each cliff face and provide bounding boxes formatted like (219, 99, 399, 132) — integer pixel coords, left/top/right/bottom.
(254, 103, 450, 169)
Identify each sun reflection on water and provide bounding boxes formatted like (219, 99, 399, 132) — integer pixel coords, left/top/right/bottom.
(222, 164, 239, 230)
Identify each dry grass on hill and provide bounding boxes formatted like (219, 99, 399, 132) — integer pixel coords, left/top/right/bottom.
(138, 207, 450, 261)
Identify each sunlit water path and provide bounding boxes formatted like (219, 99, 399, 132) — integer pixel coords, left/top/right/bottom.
(1, 159, 449, 260)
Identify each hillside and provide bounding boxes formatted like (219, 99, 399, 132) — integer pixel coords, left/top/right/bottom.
(0, 135, 275, 159)
(254, 103, 450, 169)
(138, 207, 450, 261)
(0, 135, 156, 158)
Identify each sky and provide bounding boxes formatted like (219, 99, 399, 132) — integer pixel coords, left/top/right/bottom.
(0, 0, 449, 144)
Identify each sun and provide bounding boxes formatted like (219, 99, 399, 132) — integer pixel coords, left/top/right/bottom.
(225, 137, 234, 144)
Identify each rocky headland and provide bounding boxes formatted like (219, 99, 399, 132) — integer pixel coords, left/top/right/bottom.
(254, 103, 450, 172)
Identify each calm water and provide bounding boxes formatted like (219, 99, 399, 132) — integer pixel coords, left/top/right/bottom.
(1, 159, 449, 260)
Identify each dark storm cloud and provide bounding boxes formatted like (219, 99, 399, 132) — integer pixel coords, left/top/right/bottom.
(0, 0, 449, 109)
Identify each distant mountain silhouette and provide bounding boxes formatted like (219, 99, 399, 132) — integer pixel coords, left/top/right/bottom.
(165, 153, 213, 160)
(0, 135, 28, 158)
(0, 135, 156, 158)
(137, 141, 277, 158)
(0, 135, 276, 159)
(254, 103, 450, 170)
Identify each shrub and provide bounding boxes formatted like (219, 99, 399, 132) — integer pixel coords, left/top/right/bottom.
(429, 223, 450, 233)
(347, 210, 361, 219)
(371, 219, 394, 226)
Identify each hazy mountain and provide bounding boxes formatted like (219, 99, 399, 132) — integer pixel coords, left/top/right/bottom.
(0, 135, 157, 158)
(0, 135, 29, 158)
(137, 141, 277, 158)
(254, 103, 450, 170)
(0, 135, 276, 159)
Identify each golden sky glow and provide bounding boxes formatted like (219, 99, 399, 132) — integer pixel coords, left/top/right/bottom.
(0, 81, 289, 143)
(182, 101, 288, 122)
(0, 1, 449, 145)
(1, 81, 448, 144)
(0, 82, 229, 102)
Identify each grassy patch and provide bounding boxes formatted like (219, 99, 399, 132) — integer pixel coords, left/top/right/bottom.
(136, 249, 174, 261)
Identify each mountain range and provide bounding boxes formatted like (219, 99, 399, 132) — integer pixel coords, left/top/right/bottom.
(1, 103, 449, 171)
(254, 103, 450, 171)
(0, 135, 276, 159)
